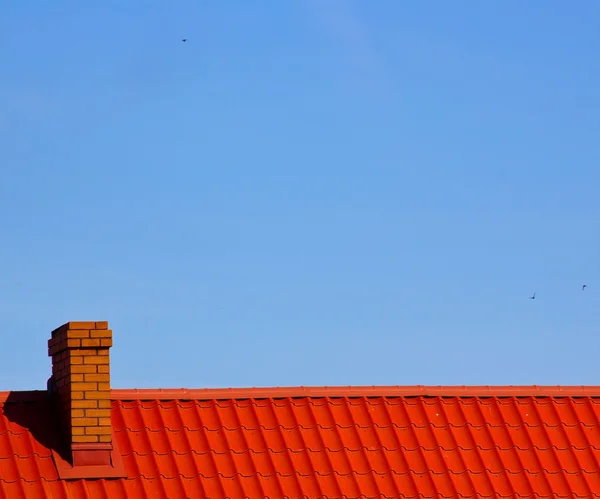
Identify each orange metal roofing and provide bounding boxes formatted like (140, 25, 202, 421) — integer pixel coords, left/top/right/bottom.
(1, 386, 600, 499)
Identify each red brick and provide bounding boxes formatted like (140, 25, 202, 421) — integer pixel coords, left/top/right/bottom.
(84, 390, 111, 400)
(72, 435, 99, 443)
(49, 340, 68, 356)
(70, 349, 97, 356)
(98, 435, 112, 443)
(65, 330, 91, 339)
(85, 409, 111, 418)
(83, 356, 110, 365)
(85, 426, 112, 435)
(71, 382, 97, 392)
(90, 329, 112, 338)
(95, 321, 109, 330)
(71, 365, 98, 374)
(68, 321, 96, 330)
(71, 417, 98, 427)
(84, 373, 110, 383)
(97, 365, 110, 373)
(72, 400, 99, 409)
(81, 338, 101, 347)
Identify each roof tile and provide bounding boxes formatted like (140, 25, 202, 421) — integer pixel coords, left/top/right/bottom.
(2, 390, 600, 498)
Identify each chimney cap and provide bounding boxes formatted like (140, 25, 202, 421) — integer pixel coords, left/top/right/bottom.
(51, 321, 109, 338)
(48, 322, 112, 357)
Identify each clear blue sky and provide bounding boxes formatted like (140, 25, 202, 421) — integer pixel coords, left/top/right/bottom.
(1, 1, 599, 391)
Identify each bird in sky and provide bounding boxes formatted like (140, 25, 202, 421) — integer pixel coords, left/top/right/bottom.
(182, 38, 187, 42)
(582, 284, 587, 291)
(529, 293, 536, 300)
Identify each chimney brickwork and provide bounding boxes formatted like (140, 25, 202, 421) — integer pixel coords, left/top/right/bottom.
(48, 321, 113, 453)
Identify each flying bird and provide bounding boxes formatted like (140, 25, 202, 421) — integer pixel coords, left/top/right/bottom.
(582, 284, 587, 291)
(182, 38, 187, 42)
(529, 293, 536, 300)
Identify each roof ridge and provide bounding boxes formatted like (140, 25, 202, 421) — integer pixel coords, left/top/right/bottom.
(110, 386, 600, 400)
(4, 386, 600, 404)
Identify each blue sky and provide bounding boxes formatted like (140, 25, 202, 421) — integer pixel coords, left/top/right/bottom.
(1, 1, 599, 391)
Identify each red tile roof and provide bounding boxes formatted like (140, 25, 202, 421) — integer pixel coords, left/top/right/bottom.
(2, 386, 600, 499)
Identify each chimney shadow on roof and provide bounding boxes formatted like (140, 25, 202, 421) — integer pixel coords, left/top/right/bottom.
(2, 390, 71, 463)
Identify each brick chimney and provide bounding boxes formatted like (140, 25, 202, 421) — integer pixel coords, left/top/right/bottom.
(48, 321, 113, 467)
